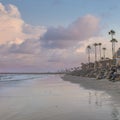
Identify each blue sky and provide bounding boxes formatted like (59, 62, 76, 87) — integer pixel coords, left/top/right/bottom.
(1, 0, 119, 27)
(0, 0, 120, 72)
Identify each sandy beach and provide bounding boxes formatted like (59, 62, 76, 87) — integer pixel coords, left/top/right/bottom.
(0, 74, 120, 120)
(62, 75, 120, 105)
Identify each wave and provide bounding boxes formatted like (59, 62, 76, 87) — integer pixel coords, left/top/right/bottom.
(0, 74, 48, 82)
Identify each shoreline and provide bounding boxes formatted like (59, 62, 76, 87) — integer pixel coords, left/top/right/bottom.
(61, 75, 120, 105)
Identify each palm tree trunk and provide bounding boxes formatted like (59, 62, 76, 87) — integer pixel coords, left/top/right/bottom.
(111, 34, 113, 39)
(103, 50, 105, 59)
(99, 46, 101, 60)
(112, 42, 114, 59)
(95, 46, 97, 62)
(88, 49, 90, 68)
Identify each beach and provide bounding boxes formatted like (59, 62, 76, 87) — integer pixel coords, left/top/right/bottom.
(62, 75, 120, 106)
(0, 74, 120, 120)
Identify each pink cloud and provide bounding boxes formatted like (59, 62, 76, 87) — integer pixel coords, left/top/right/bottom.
(0, 3, 107, 72)
(41, 15, 100, 49)
(0, 3, 46, 45)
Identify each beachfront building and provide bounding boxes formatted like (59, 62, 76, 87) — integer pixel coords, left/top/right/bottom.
(81, 59, 112, 71)
(114, 48, 120, 67)
(98, 58, 113, 69)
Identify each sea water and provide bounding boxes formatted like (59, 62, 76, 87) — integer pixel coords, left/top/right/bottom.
(0, 74, 120, 120)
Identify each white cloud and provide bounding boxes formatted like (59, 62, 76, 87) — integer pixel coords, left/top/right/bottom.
(0, 3, 46, 45)
(0, 3, 112, 72)
(41, 15, 100, 49)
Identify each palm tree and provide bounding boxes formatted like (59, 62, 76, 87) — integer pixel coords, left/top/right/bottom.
(109, 30, 115, 39)
(102, 47, 106, 59)
(87, 45, 91, 67)
(108, 30, 117, 58)
(93, 43, 98, 62)
(110, 38, 118, 58)
(98, 43, 102, 60)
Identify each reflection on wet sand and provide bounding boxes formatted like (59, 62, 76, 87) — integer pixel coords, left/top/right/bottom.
(88, 91, 120, 120)
(0, 74, 120, 120)
(88, 91, 110, 107)
(111, 105, 120, 120)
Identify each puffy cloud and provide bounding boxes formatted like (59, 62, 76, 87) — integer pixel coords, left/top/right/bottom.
(8, 39, 41, 54)
(23, 24, 46, 40)
(41, 15, 100, 49)
(0, 3, 48, 72)
(0, 8, 23, 44)
(0, 3, 46, 45)
(0, 3, 111, 72)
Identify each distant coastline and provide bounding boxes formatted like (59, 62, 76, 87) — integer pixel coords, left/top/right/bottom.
(0, 72, 64, 74)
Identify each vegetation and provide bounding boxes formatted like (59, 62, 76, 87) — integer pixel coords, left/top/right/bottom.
(109, 30, 118, 58)
(98, 43, 102, 60)
(87, 45, 91, 66)
(102, 47, 106, 59)
(65, 30, 120, 81)
(93, 43, 98, 62)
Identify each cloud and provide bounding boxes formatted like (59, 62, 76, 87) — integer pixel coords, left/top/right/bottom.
(0, 3, 46, 45)
(8, 39, 41, 54)
(0, 3, 48, 72)
(41, 15, 100, 49)
(0, 3, 113, 72)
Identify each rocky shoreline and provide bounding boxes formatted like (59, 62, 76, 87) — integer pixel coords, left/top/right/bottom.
(67, 65, 120, 82)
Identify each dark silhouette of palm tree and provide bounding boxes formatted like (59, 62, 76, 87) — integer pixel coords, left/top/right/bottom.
(98, 43, 102, 60)
(93, 43, 98, 62)
(108, 30, 117, 58)
(87, 45, 91, 67)
(109, 30, 115, 39)
(102, 47, 106, 59)
(110, 38, 118, 58)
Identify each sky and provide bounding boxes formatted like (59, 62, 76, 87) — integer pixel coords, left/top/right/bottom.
(0, 0, 120, 72)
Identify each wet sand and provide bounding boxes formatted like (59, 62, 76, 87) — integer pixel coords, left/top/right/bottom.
(62, 75, 120, 105)
(0, 74, 120, 120)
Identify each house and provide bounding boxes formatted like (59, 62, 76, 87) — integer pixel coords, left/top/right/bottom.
(114, 48, 120, 66)
(98, 58, 113, 69)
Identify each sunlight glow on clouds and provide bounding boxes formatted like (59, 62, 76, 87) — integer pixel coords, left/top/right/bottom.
(0, 3, 46, 45)
(0, 3, 111, 72)
(41, 15, 100, 49)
